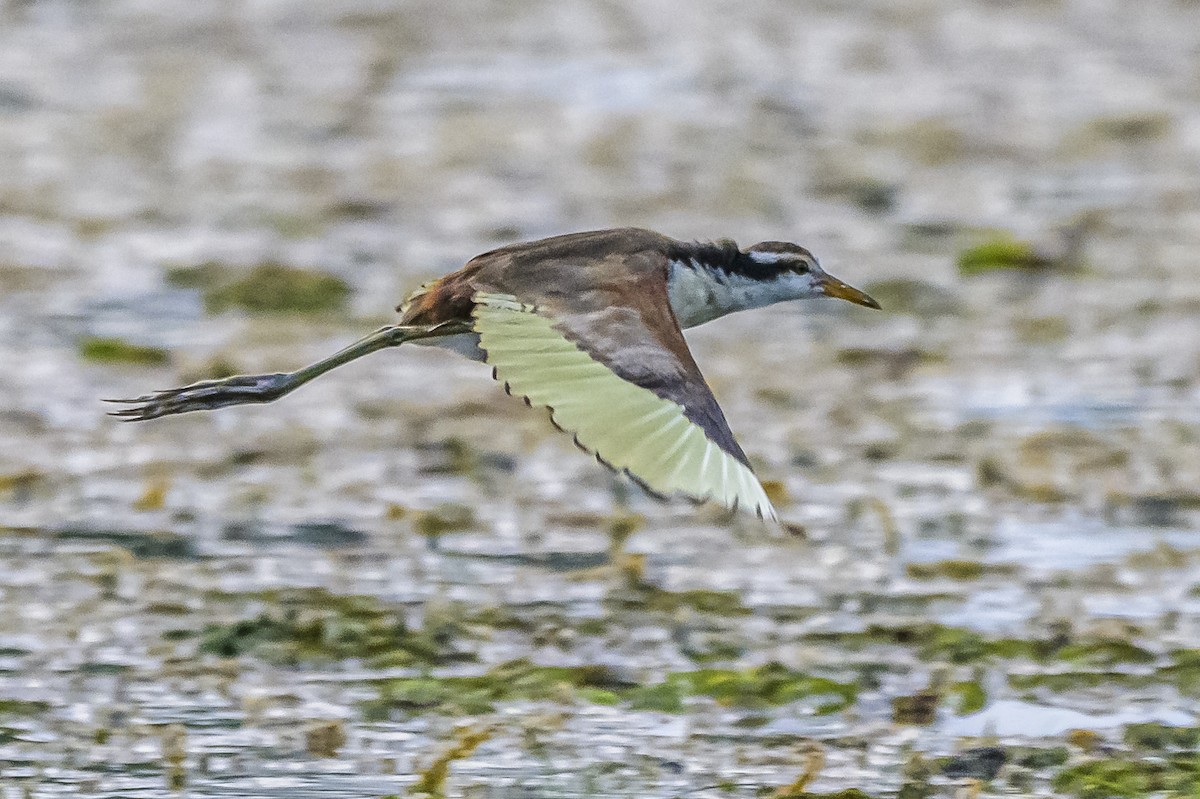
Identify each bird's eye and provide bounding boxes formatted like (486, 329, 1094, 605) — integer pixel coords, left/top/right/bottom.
(793, 261, 811, 274)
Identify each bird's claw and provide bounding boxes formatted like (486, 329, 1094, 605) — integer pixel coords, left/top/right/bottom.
(105, 373, 288, 421)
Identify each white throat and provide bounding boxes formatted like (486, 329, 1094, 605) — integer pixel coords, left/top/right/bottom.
(667, 259, 792, 328)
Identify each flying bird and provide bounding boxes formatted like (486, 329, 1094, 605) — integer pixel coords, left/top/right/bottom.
(109, 228, 879, 520)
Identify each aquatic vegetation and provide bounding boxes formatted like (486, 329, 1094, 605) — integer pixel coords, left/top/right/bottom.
(365, 659, 629, 719)
(79, 336, 170, 366)
(365, 660, 857, 719)
(643, 663, 858, 713)
(948, 679, 987, 714)
(1055, 640, 1155, 668)
(0, 699, 50, 715)
(776, 789, 875, 799)
(956, 235, 1040, 275)
(199, 589, 469, 666)
(891, 690, 939, 724)
(172, 261, 352, 315)
(609, 583, 752, 617)
(1015, 747, 1070, 769)
(940, 746, 1006, 780)
(803, 622, 1042, 664)
(409, 725, 495, 798)
(1053, 755, 1200, 798)
(905, 559, 988, 581)
(1123, 723, 1200, 751)
(413, 503, 477, 537)
(304, 720, 347, 759)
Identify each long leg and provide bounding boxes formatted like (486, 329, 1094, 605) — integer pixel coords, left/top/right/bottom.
(107, 321, 467, 421)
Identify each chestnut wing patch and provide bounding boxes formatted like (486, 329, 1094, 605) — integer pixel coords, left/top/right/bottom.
(472, 293, 775, 520)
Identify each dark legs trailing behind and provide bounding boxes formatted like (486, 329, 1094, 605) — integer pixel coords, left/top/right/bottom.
(107, 322, 465, 421)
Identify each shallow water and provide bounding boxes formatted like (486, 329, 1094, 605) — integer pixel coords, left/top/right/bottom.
(2, 0, 1200, 796)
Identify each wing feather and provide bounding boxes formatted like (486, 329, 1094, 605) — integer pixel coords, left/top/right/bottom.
(473, 293, 775, 519)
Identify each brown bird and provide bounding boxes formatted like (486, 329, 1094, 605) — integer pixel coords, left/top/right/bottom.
(109, 228, 879, 520)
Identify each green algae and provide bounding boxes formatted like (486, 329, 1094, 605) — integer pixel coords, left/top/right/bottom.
(1055, 640, 1155, 668)
(1009, 670, 1147, 692)
(1010, 646, 1200, 693)
(804, 622, 1041, 664)
(1015, 746, 1070, 769)
(607, 584, 752, 617)
(645, 663, 857, 713)
(0, 699, 50, 715)
(1052, 755, 1200, 798)
(957, 235, 1040, 274)
(165, 261, 230, 289)
(413, 503, 477, 537)
(948, 679, 987, 714)
(892, 690, 939, 724)
(1123, 723, 1200, 751)
(803, 622, 1160, 670)
(79, 336, 170, 366)
(905, 559, 989, 581)
(365, 659, 628, 719)
(198, 589, 467, 666)
(365, 660, 857, 719)
(193, 261, 351, 315)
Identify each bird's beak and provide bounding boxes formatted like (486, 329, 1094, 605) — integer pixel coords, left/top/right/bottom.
(817, 274, 881, 309)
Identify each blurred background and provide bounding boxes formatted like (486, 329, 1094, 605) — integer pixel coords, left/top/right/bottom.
(1, 0, 1199, 796)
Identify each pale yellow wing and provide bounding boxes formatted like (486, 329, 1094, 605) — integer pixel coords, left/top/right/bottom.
(473, 293, 775, 520)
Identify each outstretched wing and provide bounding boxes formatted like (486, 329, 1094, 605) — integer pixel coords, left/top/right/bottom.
(472, 290, 775, 520)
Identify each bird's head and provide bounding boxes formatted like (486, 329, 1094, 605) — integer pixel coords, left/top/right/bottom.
(743, 241, 881, 309)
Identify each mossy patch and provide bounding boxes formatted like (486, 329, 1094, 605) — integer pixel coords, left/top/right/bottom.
(1009, 670, 1146, 692)
(834, 346, 945, 369)
(776, 789, 876, 799)
(649, 663, 857, 713)
(79, 336, 169, 366)
(1015, 746, 1070, 769)
(1055, 640, 1155, 668)
(609, 585, 752, 617)
(413, 504, 477, 537)
(804, 622, 1044, 664)
(957, 235, 1040, 275)
(906, 559, 993, 581)
(948, 679, 987, 714)
(365, 659, 630, 719)
(366, 660, 856, 719)
(180, 261, 351, 315)
(892, 690, 939, 724)
(1053, 755, 1200, 798)
(199, 588, 468, 666)
(165, 261, 230, 290)
(0, 699, 50, 715)
(1123, 723, 1200, 751)
(807, 623, 1159, 671)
